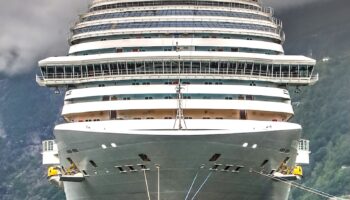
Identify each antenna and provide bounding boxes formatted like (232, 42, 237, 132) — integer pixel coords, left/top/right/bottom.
(173, 42, 187, 130)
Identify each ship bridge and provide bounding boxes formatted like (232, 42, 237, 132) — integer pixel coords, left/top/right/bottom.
(37, 52, 317, 87)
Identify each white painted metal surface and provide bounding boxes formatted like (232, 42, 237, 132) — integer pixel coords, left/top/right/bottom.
(42, 140, 60, 165)
(39, 51, 315, 66)
(296, 139, 310, 165)
(61, 99, 294, 115)
(69, 38, 284, 54)
(55, 119, 301, 135)
(65, 85, 290, 100)
(71, 27, 281, 42)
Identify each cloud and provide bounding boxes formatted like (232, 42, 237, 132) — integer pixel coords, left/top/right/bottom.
(0, 0, 90, 76)
(262, 0, 330, 9)
(0, 0, 331, 76)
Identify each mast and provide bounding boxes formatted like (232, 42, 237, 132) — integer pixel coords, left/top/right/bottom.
(174, 42, 187, 130)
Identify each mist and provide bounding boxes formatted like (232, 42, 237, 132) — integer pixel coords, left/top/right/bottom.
(0, 0, 89, 76)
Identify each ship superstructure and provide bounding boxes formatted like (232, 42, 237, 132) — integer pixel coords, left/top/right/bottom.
(38, 0, 317, 199)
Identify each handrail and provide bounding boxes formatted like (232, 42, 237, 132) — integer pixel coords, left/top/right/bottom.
(89, 1, 272, 15)
(37, 69, 318, 87)
(38, 69, 313, 79)
(92, 0, 263, 7)
(70, 27, 281, 43)
(72, 21, 280, 36)
(298, 139, 310, 151)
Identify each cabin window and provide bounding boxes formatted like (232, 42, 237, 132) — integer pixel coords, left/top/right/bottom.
(102, 96, 110, 101)
(246, 95, 254, 100)
(240, 110, 247, 120)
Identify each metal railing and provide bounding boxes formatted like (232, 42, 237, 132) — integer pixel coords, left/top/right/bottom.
(37, 68, 318, 86)
(42, 140, 57, 152)
(89, 1, 272, 15)
(298, 139, 310, 151)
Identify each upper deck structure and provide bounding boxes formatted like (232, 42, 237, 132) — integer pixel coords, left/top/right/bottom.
(36, 0, 317, 87)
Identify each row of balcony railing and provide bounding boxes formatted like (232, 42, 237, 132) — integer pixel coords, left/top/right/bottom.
(89, 1, 272, 15)
(37, 67, 318, 86)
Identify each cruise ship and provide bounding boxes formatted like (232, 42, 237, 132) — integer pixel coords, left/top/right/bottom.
(38, 0, 318, 199)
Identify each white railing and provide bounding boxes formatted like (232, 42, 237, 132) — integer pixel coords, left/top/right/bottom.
(298, 139, 310, 152)
(89, 0, 271, 15)
(37, 72, 318, 87)
(42, 140, 57, 152)
(42, 140, 60, 165)
(296, 139, 310, 165)
(70, 28, 281, 44)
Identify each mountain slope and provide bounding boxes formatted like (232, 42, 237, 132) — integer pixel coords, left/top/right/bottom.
(274, 0, 350, 198)
(0, 73, 65, 200)
(289, 56, 350, 199)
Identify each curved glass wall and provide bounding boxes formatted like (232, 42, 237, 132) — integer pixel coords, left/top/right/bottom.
(82, 9, 270, 22)
(39, 61, 314, 80)
(73, 21, 278, 35)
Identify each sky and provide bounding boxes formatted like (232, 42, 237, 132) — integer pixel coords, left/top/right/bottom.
(263, 0, 326, 9)
(0, 0, 326, 76)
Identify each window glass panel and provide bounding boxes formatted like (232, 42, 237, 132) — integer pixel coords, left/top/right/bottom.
(154, 61, 163, 73)
(74, 66, 81, 77)
(201, 61, 210, 73)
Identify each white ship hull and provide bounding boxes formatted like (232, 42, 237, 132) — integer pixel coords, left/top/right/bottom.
(55, 120, 300, 200)
(37, 1, 317, 199)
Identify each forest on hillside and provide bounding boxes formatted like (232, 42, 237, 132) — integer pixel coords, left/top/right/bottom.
(289, 56, 350, 199)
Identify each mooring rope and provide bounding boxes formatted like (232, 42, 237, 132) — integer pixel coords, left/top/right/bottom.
(184, 169, 201, 200)
(143, 169, 151, 200)
(190, 172, 213, 200)
(253, 170, 346, 199)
